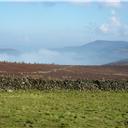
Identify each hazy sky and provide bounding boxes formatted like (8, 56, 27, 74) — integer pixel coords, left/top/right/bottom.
(0, 0, 128, 50)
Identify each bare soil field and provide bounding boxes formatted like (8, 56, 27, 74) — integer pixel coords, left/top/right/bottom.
(0, 62, 128, 80)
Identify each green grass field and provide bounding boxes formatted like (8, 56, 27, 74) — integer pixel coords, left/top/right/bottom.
(0, 90, 128, 128)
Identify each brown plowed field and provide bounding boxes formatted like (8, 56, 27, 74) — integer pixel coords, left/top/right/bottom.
(0, 62, 128, 80)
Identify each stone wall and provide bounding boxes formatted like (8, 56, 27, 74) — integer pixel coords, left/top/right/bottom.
(0, 76, 128, 91)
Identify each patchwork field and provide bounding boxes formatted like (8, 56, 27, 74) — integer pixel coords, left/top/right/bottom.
(0, 91, 128, 128)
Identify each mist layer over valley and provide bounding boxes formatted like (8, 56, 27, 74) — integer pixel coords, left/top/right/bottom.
(0, 40, 128, 65)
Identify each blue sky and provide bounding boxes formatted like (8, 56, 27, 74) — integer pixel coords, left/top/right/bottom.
(0, 1, 128, 50)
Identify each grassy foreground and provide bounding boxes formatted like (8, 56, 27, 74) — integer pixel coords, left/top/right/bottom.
(0, 90, 128, 128)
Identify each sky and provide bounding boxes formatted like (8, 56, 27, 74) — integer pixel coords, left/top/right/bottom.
(0, 0, 128, 51)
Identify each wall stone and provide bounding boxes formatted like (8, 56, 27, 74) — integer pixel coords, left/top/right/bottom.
(0, 75, 128, 91)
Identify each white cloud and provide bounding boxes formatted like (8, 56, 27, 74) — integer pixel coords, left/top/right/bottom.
(105, 0, 121, 1)
(99, 24, 109, 33)
(104, 0, 121, 3)
(111, 16, 121, 26)
(99, 10, 128, 37)
(99, 10, 128, 36)
(104, 0, 121, 7)
(0, 0, 123, 6)
(99, 15, 121, 33)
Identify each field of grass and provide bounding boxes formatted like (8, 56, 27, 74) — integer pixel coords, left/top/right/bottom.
(0, 90, 128, 128)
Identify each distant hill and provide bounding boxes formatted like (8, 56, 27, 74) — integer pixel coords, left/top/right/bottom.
(0, 48, 20, 56)
(57, 40, 128, 65)
(107, 59, 128, 65)
(1, 40, 128, 65)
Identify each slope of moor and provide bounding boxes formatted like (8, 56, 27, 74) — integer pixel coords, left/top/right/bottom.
(0, 62, 128, 80)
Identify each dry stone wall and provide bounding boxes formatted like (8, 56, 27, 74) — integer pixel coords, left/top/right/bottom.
(0, 75, 128, 91)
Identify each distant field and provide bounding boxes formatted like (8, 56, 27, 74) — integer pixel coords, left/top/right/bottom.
(0, 91, 128, 128)
(0, 62, 128, 80)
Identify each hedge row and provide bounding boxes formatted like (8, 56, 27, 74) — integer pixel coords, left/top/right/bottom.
(0, 76, 128, 91)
